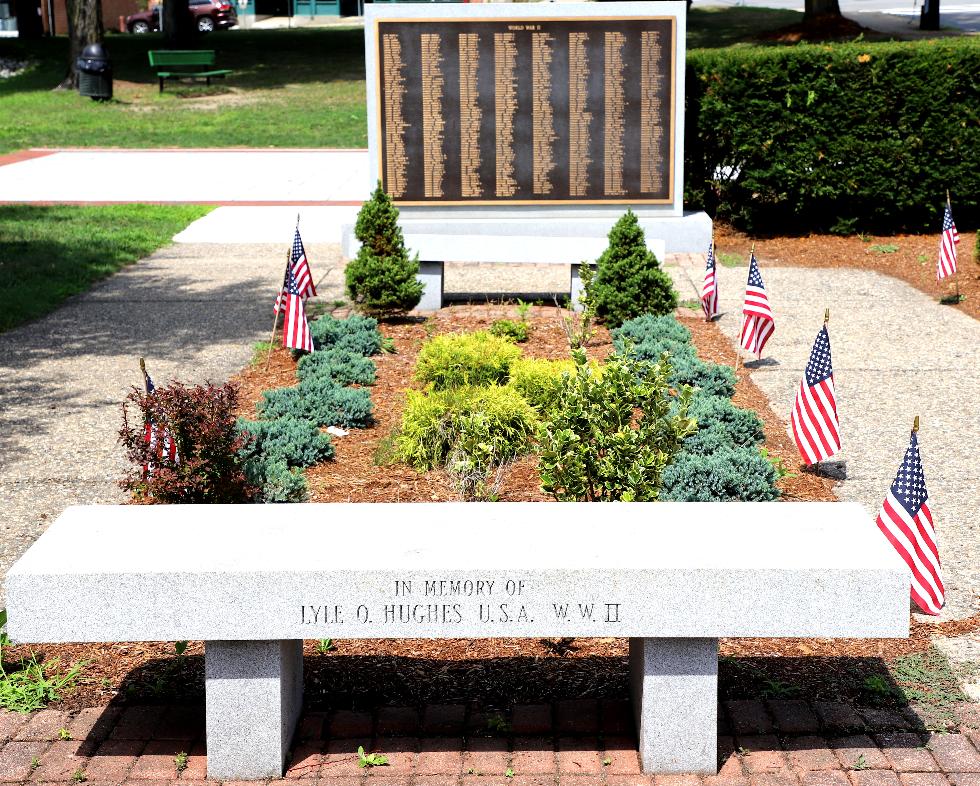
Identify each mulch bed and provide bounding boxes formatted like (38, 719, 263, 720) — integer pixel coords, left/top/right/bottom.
(9, 293, 978, 718)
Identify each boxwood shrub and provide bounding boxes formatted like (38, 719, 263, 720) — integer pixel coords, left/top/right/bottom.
(414, 331, 522, 390)
(297, 348, 376, 387)
(686, 39, 980, 233)
(661, 446, 780, 502)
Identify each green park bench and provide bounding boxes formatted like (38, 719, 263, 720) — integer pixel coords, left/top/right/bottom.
(147, 49, 232, 93)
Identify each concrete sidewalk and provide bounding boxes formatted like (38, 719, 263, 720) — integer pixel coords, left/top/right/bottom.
(0, 149, 370, 204)
(0, 241, 345, 606)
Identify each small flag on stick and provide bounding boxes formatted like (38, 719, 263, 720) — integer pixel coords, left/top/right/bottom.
(739, 252, 775, 358)
(790, 313, 841, 465)
(275, 221, 316, 314)
(282, 265, 314, 353)
(937, 196, 959, 282)
(139, 359, 178, 479)
(874, 419, 945, 616)
(701, 241, 719, 321)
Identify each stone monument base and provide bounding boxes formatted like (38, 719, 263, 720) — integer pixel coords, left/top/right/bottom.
(341, 211, 712, 310)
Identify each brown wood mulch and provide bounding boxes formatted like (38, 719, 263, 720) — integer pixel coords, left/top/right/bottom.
(12, 290, 977, 713)
(714, 224, 980, 322)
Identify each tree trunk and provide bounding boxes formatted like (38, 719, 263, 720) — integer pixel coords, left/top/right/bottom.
(804, 0, 842, 20)
(59, 0, 103, 89)
(163, 0, 194, 47)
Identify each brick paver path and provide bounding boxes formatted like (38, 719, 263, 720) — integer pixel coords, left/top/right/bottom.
(2, 699, 979, 785)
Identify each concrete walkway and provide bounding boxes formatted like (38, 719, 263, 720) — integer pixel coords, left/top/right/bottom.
(0, 150, 370, 203)
(0, 241, 343, 606)
(673, 258, 980, 623)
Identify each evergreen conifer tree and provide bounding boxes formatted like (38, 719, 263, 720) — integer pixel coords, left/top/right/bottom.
(592, 210, 677, 327)
(345, 183, 423, 315)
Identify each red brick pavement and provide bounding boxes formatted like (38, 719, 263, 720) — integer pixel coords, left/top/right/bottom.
(0, 700, 977, 785)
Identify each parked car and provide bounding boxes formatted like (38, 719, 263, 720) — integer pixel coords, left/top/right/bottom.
(126, 0, 237, 34)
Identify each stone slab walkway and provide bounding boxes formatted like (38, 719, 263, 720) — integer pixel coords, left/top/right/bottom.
(1, 698, 979, 785)
(0, 241, 342, 606)
(0, 150, 369, 203)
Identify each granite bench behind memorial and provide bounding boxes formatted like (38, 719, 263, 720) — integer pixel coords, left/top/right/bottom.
(5, 502, 909, 780)
(342, 214, 711, 310)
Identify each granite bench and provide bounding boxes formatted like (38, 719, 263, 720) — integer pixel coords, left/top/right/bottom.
(5, 501, 909, 780)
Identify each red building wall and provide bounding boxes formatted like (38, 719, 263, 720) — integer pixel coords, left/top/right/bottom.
(41, 0, 144, 35)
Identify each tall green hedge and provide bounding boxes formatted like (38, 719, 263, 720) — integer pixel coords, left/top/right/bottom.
(686, 39, 980, 233)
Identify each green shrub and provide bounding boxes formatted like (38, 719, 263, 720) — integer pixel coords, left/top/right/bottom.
(238, 416, 335, 468)
(538, 350, 696, 501)
(686, 39, 980, 233)
(414, 331, 522, 390)
(668, 355, 737, 398)
(395, 385, 538, 471)
(620, 336, 697, 364)
(490, 319, 531, 343)
(687, 394, 765, 447)
(345, 184, 423, 315)
(245, 457, 310, 503)
(259, 380, 373, 428)
(591, 211, 678, 327)
(297, 348, 376, 386)
(614, 314, 691, 346)
(445, 412, 521, 501)
(310, 315, 382, 356)
(507, 357, 577, 416)
(661, 446, 780, 501)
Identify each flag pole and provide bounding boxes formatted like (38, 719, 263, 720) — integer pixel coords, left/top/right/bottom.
(267, 249, 290, 368)
(734, 242, 755, 372)
(945, 190, 961, 302)
(138, 357, 149, 392)
(824, 308, 830, 325)
(706, 240, 714, 323)
(913, 415, 919, 434)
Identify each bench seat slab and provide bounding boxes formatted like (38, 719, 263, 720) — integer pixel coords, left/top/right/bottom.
(631, 637, 718, 774)
(205, 640, 303, 779)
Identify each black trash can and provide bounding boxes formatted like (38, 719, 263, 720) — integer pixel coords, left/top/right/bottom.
(77, 43, 113, 101)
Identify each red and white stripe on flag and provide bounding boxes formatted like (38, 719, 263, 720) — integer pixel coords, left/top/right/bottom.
(937, 203, 959, 281)
(790, 324, 841, 464)
(291, 227, 316, 299)
(701, 243, 719, 320)
(143, 421, 178, 478)
(739, 254, 775, 357)
(874, 431, 944, 616)
(283, 292, 314, 353)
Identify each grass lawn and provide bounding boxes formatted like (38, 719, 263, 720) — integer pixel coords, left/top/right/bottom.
(0, 204, 211, 332)
(0, 7, 804, 153)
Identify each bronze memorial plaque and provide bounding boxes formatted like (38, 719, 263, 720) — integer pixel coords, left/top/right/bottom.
(375, 17, 675, 206)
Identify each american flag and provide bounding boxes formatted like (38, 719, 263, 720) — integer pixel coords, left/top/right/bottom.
(937, 201, 959, 281)
(142, 371, 178, 478)
(790, 323, 840, 465)
(275, 225, 316, 313)
(701, 242, 719, 320)
(282, 265, 314, 353)
(739, 253, 775, 357)
(875, 428, 944, 616)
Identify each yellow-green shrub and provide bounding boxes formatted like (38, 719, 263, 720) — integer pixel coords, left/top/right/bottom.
(507, 358, 576, 417)
(414, 331, 522, 390)
(395, 385, 538, 471)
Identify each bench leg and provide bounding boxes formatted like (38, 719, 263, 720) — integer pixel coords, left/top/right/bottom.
(630, 637, 718, 774)
(204, 640, 304, 780)
(417, 260, 444, 310)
